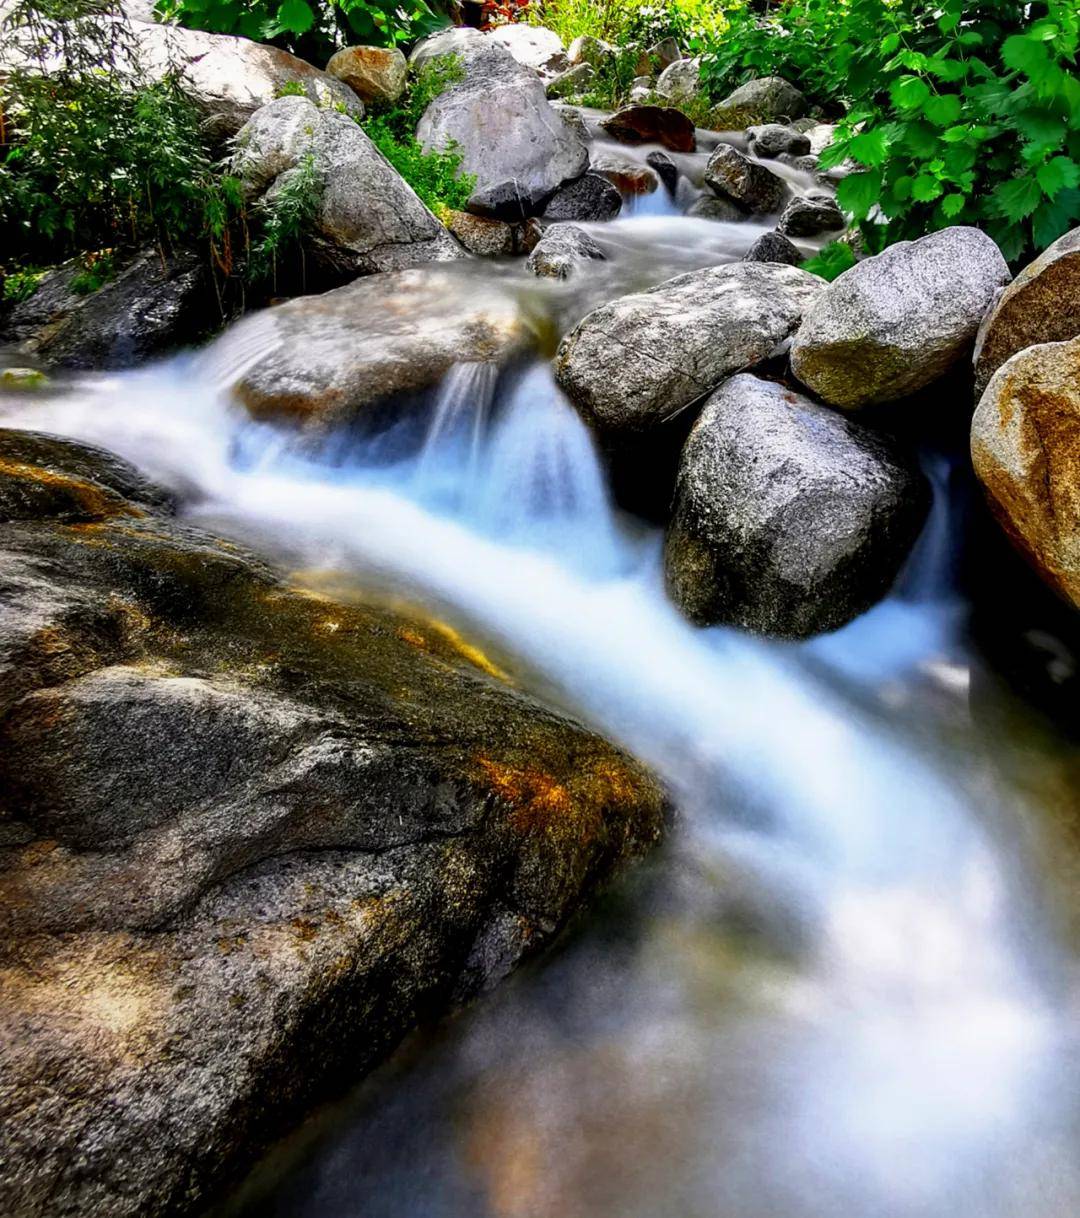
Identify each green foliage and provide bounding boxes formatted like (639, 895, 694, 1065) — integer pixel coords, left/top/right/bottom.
(247, 152, 321, 284)
(2, 267, 45, 304)
(529, 0, 722, 57)
(274, 79, 311, 97)
(69, 250, 117, 295)
(802, 239, 857, 281)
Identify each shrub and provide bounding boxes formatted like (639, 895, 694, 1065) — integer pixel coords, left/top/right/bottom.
(528, 0, 722, 53)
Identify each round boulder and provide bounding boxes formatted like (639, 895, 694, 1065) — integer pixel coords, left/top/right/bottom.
(543, 172, 622, 222)
(599, 105, 696, 154)
(709, 76, 808, 129)
(747, 123, 812, 159)
(744, 232, 803, 266)
(777, 194, 844, 237)
(704, 144, 790, 214)
(326, 45, 407, 105)
(526, 224, 606, 280)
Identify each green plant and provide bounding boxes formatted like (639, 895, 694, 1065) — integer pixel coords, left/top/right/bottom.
(528, 0, 722, 54)
(247, 151, 322, 284)
(802, 239, 857, 280)
(1, 267, 45, 304)
(70, 250, 117, 295)
(275, 79, 310, 98)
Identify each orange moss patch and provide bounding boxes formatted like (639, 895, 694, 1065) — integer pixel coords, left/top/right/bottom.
(476, 757, 575, 834)
(0, 457, 143, 522)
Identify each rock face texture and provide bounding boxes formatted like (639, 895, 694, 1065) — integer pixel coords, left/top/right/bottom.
(703, 145, 790, 214)
(487, 24, 568, 75)
(443, 210, 515, 257)
(665, 375, 929, 635)
(744, 232, 803, 266)
(326, 45, 408, 105)
(599, 105, 696, 153)
(655, 57, 701, 104)
(526, 224, 606, 280)
(971, 336, 1080, 608)
(0, 249, 216, 371)
(232, 96, 462, 279)
(543, 172, 622, 222)
(231, 266, 530, 427)
(554, 263, 824, 432)
(747, 123, 811, 158)
(709, 76, 808, 129)
(777, 194, 844, 237)
(416, 36, 588, 219)
(973, 226, 1080, 397)
(791, 226, 1011, 409)
(0, 428, 667, 1218)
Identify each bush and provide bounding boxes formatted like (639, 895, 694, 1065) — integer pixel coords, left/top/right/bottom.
(528, 0, 722, 54)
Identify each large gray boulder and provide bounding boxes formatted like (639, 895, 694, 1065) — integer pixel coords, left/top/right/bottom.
(230, 265, 531, 426)
(0, 428, 666, 1218)
(704, 144, 790, 214)
(973, 226, 1080, 396)
(416, 36, 588, 219)
(665, 374, 929, 636)
(709, 76, 807, 129)
(232, 96, 462, 278)
(408, 26, 486, 70)
(554, 262, 824, 432)
(526, 223, 606, 280)
(487, 24, 568, 75)
(791, 227, 1011, 409)
(971, 335, 1080, 609)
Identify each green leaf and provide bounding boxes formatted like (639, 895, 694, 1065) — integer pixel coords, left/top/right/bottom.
(940, 193, 965, 217)
(836, 169, 883, 221)
(1032, 191, 1080, 248)
(891, 75, 931, 111)
(1002, 34, 1050, 76)
(848, 128, 890, 167)
(911, 173, 943, 202)
(1037, 156, 1080, 197)
(990, 175, 1044, 220)
(924, 94, 962, 126)
(941, 125, 970, 143)
(881, 33, 900, 55)
(276, 0, 314, 32)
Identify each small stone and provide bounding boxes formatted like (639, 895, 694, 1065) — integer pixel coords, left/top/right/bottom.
(687, 194, 745, 222)
(744, 232, 803, 266)
(443, 210, 515, 257)
(747, 123, 811, 158)
(645, 150, 678, 195)
(655, 57, 701, 105)
(546, 62, 595, 99)
(567, 34, 616, 69)
(0, 367, 49, 389)
(591, 156, 660, 196)
(777, 194, 845, 237)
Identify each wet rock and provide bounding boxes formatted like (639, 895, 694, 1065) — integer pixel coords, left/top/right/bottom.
(971, 335, 1080, 609)
(776, 151, 821, 176)
(665, 374, 929, 635)
(747, 123, 811, 158)
(543, 172, 622, 222)
(599, 105, 696, 154)
(512, 218, 545, 255)
(655, 57, 701, 105)
(703, 144, 790, 214)
(231, 266, 530, 427)
(232, 96, 461, 278)
(567, 34, 616, 69)
(416, 36, 589, 219)
(526, 224, 606, 280)
(546, 63, 595, 99)
(635, 37, 681, 78)
(0, 248, 216, 371)
(487, 24, 568, 76)
(326, 45, 408, 105)
(708, 75, 808, 129)
(554, 262, 824, 432)
(777, 194, 844, 237)
(791, 226, 1010, 409)
(646, 149, 678, 194)
(973, 226, 1080, 397)
(686, 194, 745, 222)
(443, 210, 515, 257)
(591, 155, 660, 195)
(556, 104, 589, 139)
(0, 429, 666, 1218)
(744, 231, 803, 266)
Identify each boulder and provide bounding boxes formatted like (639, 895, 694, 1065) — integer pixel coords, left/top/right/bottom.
(665, 374, 929, 635)
(591, 155, 660, 195)
(0, 429, 666, 1218)
(747, 123, 811, 158)
(542, 172, 623, 222)
(326, 45, 408, 105)
(554, 262, 824, 432)
(546, 63, 595, 99)
(635, 37, 681, 78)
(629, 75, 654, 102)
(686, 194, 745, 222)
(709, 76, 808, 129)
(526, 224, 606, 280)
(408, 26, 486, 71)
(791, 226, 1011, 409)
(443, 210, 515, 257)
(655, 57, 701, 105)
(971, 335, 1080, 608)
(567, 35, 616, 69)
(777, 194, 844, 237)
(232, 96, 462, 278)
(646, 149, 679, 194)
(487, 24, 568, 76)
(703, 144, 790, 214)
(0, 248, 216, 371)
(599, 105, 696, 154)
(744, 231, 803, 265)
(416, 36, 589, 219)
(230, 266, 531, 427)
(973, 226, 1080, 397)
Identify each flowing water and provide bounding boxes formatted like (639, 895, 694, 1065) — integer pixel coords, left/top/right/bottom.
(4, 146, 1080, 1218)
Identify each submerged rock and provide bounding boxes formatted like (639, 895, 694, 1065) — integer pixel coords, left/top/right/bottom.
(554, 262, 824, 432)
(0, 428, 667, 1218)
(971, 335, 1080, 609)
(599, 105, 696, 154)
(231, 266, 531, 427)
(646, 150, 679, 194)
(703, 144, 790, 215)
(326, 45, 408, 105)
(526, 224, 606, 280)
(543, 172, 623, 223)
(973, 226, 1080, 397)
(665, 374, 929, 636)
(791, 226, 1010, 409)
(709, 76, 807, 129)
(232, 96, 461, 279)
(686, 194, 745, 222)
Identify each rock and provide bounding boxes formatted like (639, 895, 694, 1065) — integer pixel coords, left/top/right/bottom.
(664, 374, 929, 635)
(703, 144, 790, 214)
(556, 104, 589, 139)
(0, 248, 216, 371)
(708, 76, 808, 129)
(416, 36, 589, 220)
(591, 155, 660, 195)
(744, 231, 803, 266)
(635, 37, 681, 78)
(0, 368, 48, 390)
(686, 194, 745, 222)
(326, 45, 408, 105)
(567, 35, 616, 69)
(973, 226, 1080, 397)
(747, 123, 811, 158)
(646, 149, 678, 194)
(408, 26, 486, 72)
(512, 218, 545, 255)
(487, 24, 568, 76)
(776, 151, 821, 176)
(971, 335, 1080, 608)
(554, 262, 824, 432)
(0, 429, 666, 1218)
(803, 122, 837, 154)
(599, 105, 696, 154)
(232, 96, 461, 279)
(791, 226, 1011, 409)
(546, 62, 595, 99)
(230, 266, 531, 427)
(526, 224, 606, 279)
(443, 210, 515, 257)
(543, 172, 623, 222)
(655, 57, 701, 105)
(777, 194, 844, 237)
(629, 75, 654, 102)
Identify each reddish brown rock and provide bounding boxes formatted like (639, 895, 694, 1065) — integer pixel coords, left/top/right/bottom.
(598, 105, 696, 154)
(326, 45, 408, 105)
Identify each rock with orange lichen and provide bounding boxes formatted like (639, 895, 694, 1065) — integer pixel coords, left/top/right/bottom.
(0, 428, 667, 1218)
(971, 335, 1080, 608)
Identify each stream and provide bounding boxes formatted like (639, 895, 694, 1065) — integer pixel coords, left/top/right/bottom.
(4, 142, 1080, 1218)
